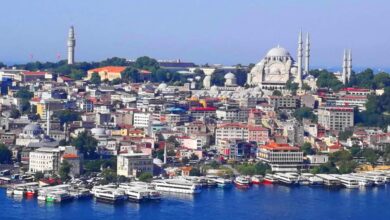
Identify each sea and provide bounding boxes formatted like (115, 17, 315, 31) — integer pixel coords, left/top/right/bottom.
(1, 185, 389, 220)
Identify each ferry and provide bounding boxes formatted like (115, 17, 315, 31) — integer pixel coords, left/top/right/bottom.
(263, 174, 278, 184)
(234, 176, 250, 188)
(119, 184, 149, 202)
(274, 173, 299, 185)
(13, 187, 26, 196)
(94, 189, 127, 203)
(315, 174, 341, 187)
(301, 173, 323, 186)
(351, 173, 385, 186)
(127, 182, 161, 200)
(25, 188, 36, 197)
(251, 175, 264, 184)
(330, 175, 359, 189)
(152, 179, 202, 194)
(205, 175, 233, 188)
(46, 191, 74, 203)
(344, 174, 373, 187)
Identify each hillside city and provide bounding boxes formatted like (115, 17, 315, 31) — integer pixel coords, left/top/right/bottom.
(0, 28, 390, 202)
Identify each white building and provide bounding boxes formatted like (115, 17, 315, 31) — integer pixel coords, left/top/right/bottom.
(29, 147, 61, 173)
(258, 141, 303, 172)
(117, 153, 153, 177)
(133, 112, 152, 128)
(318, 106, 354, 131)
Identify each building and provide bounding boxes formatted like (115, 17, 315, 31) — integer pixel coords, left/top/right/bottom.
(117, 153, 153, 177)
(268, 96, 300, 109)
(247, 32, 309, 89)
(133, 112, 152, 128)
(215, 123, 269, 145)
(86, 66, 126, 81)
(318, 106, 354, 131)
(258, 141, 303, 172)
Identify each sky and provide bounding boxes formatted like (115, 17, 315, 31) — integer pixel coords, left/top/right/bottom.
(0, 0, 389, 69)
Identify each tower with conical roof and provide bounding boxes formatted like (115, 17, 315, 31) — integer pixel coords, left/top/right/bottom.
(297, 31, 303, 88)
(67, 26, 76, 65)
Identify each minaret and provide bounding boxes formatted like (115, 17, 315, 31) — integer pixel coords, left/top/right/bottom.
(297, 31, 303, 88)
(342, 50, 348, 85)
(46, 104, 50, 136)
(304, 33, 310, 75)
(347, 49, 352, 82)
(67, 26, 76, 65)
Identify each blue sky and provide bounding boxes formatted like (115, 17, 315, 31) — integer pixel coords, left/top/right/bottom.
(0, 0, 389, 69)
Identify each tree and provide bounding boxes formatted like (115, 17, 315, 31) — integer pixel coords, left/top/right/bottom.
(302, 83, 311, 91)
(338, 130, 353, 141)
(293, 107, 316, 122)
(10, 108, 21, 119)
(0, 144, 12, 164)
(138, 172, 153, 182)
(310, 162, 338, 174)
(301, 142, 315, 156)
(54, 110, 80, 125)
(15, 88, 33, 100)
(190, 153, 199, 160)
(338, 160, 357, 174)
(100, 57, 128, 67)
(166, 136, 180, 148)
(121, 67, 140, 82)
(133, 56, 160, 72)
(362, 148, 379, 165)
(90, 72, 101, 85)
(34, 171, 44, 181)
(316, 72, 343, 91)
(189, 168, 201, 176)
(59, 160, 72, 181)
(272, 90, 282, 96)
(286, 79, 299, 95)
(20, 99, 31, 114)
(100, 168, 117, 184)
(349, 145, 362, 157)
(373, 72, 390, 89)
(72, 132, 98, 159)
(329, 150, 353, 164)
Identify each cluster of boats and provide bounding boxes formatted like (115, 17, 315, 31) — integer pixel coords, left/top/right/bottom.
(233, 171, 390, 189)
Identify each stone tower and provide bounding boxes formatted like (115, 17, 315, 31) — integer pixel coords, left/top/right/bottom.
(67, 26, 76, 65)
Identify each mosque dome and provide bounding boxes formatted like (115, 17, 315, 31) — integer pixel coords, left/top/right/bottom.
(224, 72, 236, 79)
(266, 46, 291, 57)
(210, 85, 219, 93)
(23, 123, 43, 136)
(157, 83, 168, 90)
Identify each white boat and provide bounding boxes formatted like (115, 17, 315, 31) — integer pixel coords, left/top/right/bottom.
(351, 173, 385, 186)
(301, 174, 324, 186)
(119, 184, 149, 202)
(263, 174, 278, 184)
(330, 175, 359, 189)
(274, 173, 299, 185)
(152, 179, 202, 194)
(94, 189, 127, 203)
(13, 187, 26, 196)
(315, 174, 341, 187)
(344, 174, 373, 187)
(251, 175, 264, 184)
(206, 175, 232, 188)
(6, 187, 14, 195)
(127, 182, 161, 200)
(234, 176, 250, 188)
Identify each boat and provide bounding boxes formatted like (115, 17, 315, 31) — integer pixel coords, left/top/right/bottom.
(315, 174, 341, 187)
(6, 187, 14, 195)
(274, 173, 299, 185)
(25, 188, 36, 197)
(301, 174, 324, 186)
(152, 179, 202, 194)
(344, 174, 373, 187)
(205, 175, 232, 188)
(119, 184, 149, 202)
(330, 175, 359, 189)
(94, 189, 127, 203)
(37, 194, 47, 201)
(251, 175, 263, 184)
(126, 182, 161, 200)
(234, 176, 250, 188)
(13, 187, 26, 196)
(263, 174, 278, 184)
(351, 173, 385, 186)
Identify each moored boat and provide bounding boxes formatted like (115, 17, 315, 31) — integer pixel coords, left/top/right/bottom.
(263, 174, 278, 184)
(251, 175, 263, 184)
(234, 176, 250, 188)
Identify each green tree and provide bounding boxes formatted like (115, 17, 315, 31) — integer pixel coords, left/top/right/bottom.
(189, 168, 201, 176)
(138, 172, 153, 182)
(362, 148, 379, 165)
(293, 107, 316, 122)
(0, 144, 12, 164)
(286, 79, 299, 95)
(310, 162, 338, 174)
(301, 142, 315, 155)
(20, 99, 31, 114)
(54, 110, 80, 125)
(100, 168, 117, 184)
(90, 72, 101, 85)
(329, 150, 352, 164)
(133, 56, 160, 72)
(338, 160, 357, 174)
(100, 57, 128, 67)
(72, 132, 98, 159)
(121, 67, 140, 82)
(349, 145, 362, 157)
(316, 72, 343, 91)
(272, 90, 282, 96)
(59, 160, 72, 181)
(338, 130, 353, 141)
(373, 72, 390, 89)
(15, 88, 33, 100)
(302, 83, 311, 91)
(10, 108, 21, 119)
(34, 171, 44, 181)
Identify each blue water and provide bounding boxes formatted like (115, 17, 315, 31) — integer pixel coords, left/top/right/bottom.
(1, 185, 389, 220)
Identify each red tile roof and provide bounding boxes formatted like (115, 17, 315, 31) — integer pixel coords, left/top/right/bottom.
(88, 66, 126, 73)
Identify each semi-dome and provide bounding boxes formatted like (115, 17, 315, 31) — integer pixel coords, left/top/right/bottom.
(266, 46, 291, 57)
(23, 123, 43, 136)
(224, 72, 236, 79)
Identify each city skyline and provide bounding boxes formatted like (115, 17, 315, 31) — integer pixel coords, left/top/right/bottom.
(0, 0, 390, 69)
